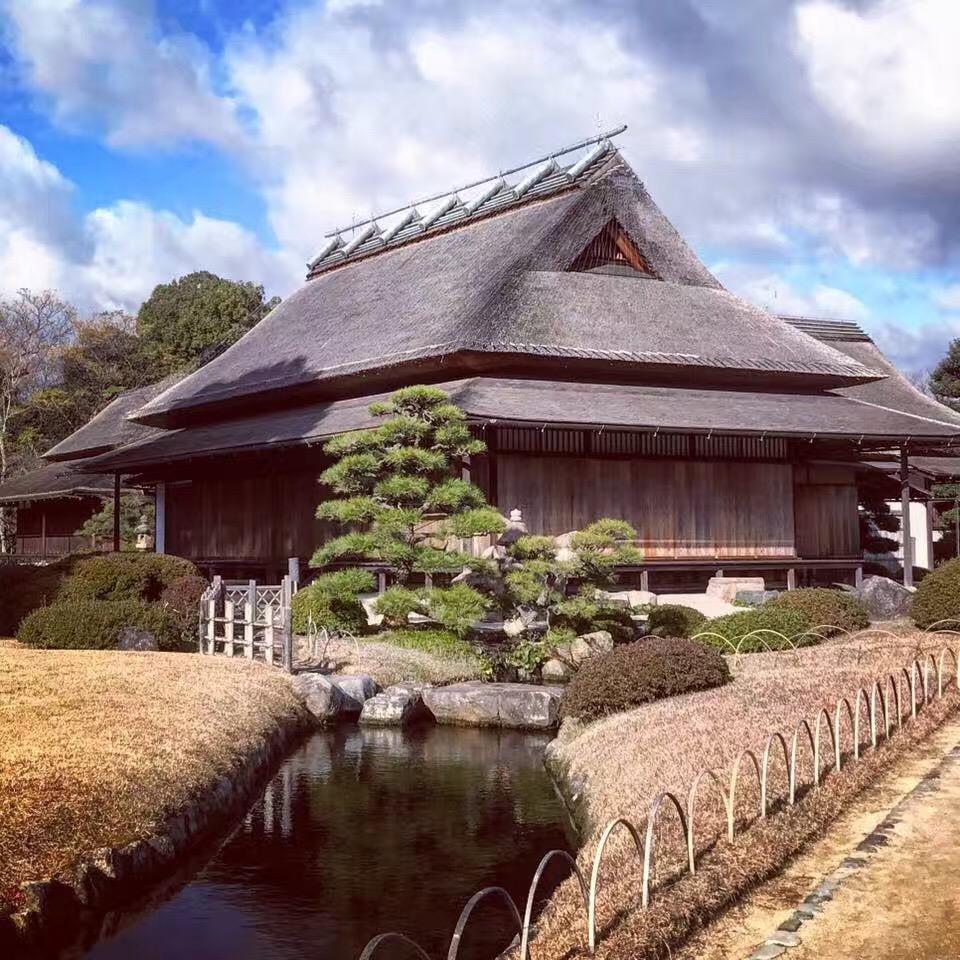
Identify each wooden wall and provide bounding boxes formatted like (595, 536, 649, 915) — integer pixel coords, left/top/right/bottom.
(793, 464, 860, 559)
(165, 470, 334, 566)
(494, 455, 796, 558)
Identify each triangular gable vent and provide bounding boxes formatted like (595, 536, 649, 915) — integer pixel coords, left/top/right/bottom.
(569, 218, 657, 278)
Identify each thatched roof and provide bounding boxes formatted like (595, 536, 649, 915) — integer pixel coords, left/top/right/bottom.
(0, 461, 114, 504)
(783, 316, 960, 429)
(133, 149, 879, 428)
(44, 378, 174, 462)
(84, 375, 960, 473)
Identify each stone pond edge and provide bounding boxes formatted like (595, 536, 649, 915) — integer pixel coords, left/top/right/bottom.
(1, 704, 315, 958)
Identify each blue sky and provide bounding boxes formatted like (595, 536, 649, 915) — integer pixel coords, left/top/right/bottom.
(0, 0, 959, 376)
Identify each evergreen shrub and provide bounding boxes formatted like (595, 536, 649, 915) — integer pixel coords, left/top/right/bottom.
(560, 637, 731, 722)
(767, 588, 869, 635)
(912, 558, 960, 629)
(17, 600, 183, 650)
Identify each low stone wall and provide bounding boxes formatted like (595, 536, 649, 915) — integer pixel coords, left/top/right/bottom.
(1, 705, 313, 959)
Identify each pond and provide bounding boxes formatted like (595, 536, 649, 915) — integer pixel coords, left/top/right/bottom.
(79, 725, 574, 960)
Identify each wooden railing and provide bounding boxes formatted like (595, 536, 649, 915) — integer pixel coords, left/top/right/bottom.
(199, 575, 295, 671)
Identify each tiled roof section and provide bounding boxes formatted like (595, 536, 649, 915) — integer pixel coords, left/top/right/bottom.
(781, 315, 872, 341)
(307, 128, 625, 277)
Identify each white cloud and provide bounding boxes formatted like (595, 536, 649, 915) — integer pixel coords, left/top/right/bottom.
(1, 0, 242, 149)
(0, 123, 298, 312)
(715, 262, 871, 322)
(787, 192, 940, 269)
(935, 285, 960, 312)
(794, 0, 960, 168)
(224, 3, 701, 261)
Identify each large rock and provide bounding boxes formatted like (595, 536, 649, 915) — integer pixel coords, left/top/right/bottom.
(423, 682, 562, 730)
(706, 577, 765, 603)
(331, 674, 380, 714)
(542, 658, 573, 683)
(735, 589, 780, 607)
(552, 630, 613, 668)
(117, 627, 158, 652)
(850, 575, 914, 620)
(600, 589, 656, 609)
(359, 682, 431, 726)
(292, 674, 348, 723)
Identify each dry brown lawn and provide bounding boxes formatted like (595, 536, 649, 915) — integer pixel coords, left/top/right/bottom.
(0, 648, 307, 909)
(532, 627, 959, 960)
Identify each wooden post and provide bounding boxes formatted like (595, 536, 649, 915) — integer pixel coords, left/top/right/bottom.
(264, 604, 275, 666)
(281, 575, 294, 673)
(155, 482, 166, 554)
(40, 510, 46, 560)
(901, 446, 914, 589)
(378, 571, 387, 595)
(112, 472, 121, 552)
(640, 570, 650, 592)
(786, 568, 796, 591)
(206, 599, 216, 654)
(247, 579, 257, 621)
(224, 600, 235, 656)
(287, 556, 300, 587)
(244, 601, 255, 659)
(855, 565, 864, 588)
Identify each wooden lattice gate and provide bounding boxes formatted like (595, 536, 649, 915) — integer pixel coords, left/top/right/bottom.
(199, 575, 295, 671)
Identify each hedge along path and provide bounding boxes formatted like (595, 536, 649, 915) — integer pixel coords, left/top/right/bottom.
(356, 630, 960, 960)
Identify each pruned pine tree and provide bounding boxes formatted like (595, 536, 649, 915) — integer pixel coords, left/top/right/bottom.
(311, 386, 506, 638)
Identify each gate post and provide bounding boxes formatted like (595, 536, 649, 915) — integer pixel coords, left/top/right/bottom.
(281, 575, 294, 673)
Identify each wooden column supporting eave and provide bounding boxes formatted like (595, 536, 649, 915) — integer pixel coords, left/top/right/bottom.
(900, 446, 913, 589)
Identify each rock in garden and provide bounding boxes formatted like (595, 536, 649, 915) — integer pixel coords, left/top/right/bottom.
(331, 674, 380, 714)
(735, 589, 780, 606)
(117, 627, 159, 652)
(542, 658, 573, 683)
(600, 589, 656, 609)
(423, 682, 562, 730)
(851, 575, 914, 619)
(359, 682, 431, 726)
(552, 630, 613, 667)
(706, 576, 765, 603)
(292, 673, 348, 723)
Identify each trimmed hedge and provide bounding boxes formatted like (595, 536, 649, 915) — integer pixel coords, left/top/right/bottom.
(16, 600, 184, 651)
(911, 557, 960, 629)
(160, 574, 209, 641)
(767, 588, 869, 636)
(560, 637, 731, 723)
(696, 606, 814, 653)
(57, 553, 199, 604)
(646, 603, 707, 638)
(0, 555, 79, 635)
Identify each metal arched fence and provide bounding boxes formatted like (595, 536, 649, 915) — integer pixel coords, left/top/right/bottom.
(358, 629, 960, 960)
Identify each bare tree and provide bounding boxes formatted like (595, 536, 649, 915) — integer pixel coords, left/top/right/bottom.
(0, 289, 75, 551)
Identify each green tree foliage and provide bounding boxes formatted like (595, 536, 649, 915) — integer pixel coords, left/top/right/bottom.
(136, 270, 280, 374)
(75, 492, 155, 549)
(929, 339, 960, 412)
(311, 385, 504, 637)
(504, 519, 642, 641)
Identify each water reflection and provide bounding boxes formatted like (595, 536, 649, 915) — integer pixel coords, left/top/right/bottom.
(82, 725, 573, 960)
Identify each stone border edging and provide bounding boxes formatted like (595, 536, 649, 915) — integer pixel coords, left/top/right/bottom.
(744, 740, 960, 960)
(1, 706, 313, 958)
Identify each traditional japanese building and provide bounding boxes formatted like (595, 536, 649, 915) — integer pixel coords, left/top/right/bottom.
(41, 130, 960, 587)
